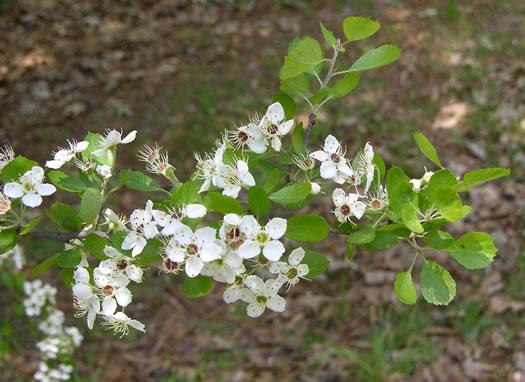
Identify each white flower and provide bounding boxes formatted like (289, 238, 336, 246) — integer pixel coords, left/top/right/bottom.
(310, 135, 353, 184)
(242, 275, 286, 317)
(332, 188, 366, 224)
(72, 267, 100, 329)
(310, 182, 321, 195)
(422, 170, 434, 184)
(356, 142, 375, 193)
(215, 159, 255, 199)
(269, 247, 309, 289)
(237, 215, 287, 261)
(223, 275, 247, 303)
(258, 102, 294, 152)
(104, 208, 128, 232)
(96, 164, 112, 179)
(195, 142, 227, 193)
(226, 122, 269, 153)
(102, 312, 145, 337)
(166, 225, 223, 277)
(158, 203, 207, 236)
(137, 143, 173, 175)
(92, 129, 137, 156)
(46, 139, 89, 169)
(93, 261, 132, 315)
(0, 145, 15, 170)
(122, 200, 159, 257)
(4, 166, 56, 207)
(201, 241, 245, 284)
(409, 178, 422, 192)
(103, 246, 143, 283)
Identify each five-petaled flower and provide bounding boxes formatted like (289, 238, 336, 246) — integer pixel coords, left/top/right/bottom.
(332, 188, 366, 223)
(237, 215, 287, 261)
(310, 135, 353, 184)
(4, 166, 56, 207)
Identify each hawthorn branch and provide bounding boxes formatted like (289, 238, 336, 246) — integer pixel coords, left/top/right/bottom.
(21, 229, 111, 242)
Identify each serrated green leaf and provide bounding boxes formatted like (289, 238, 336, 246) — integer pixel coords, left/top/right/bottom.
(389, 181, 417, 215)
(342, 16, 380, 42)
(386, 167, 409, 195)
(1, 156, 38, 182)
(57, 249, 82, 268)
(369, 230, 400, 249)
(263, 168, 280, 193)
(303, 250, 329, 277)
(445, 232, 497, 270)
(280, 74, 311, 97)
(423, 231, 454, 250)
(124, 171, 163, 192)
(420, 258, 456, 305)
(285, 215, 329, 242)
(456, 168, 511, 192)
(52, 202, 83, 232)
(401, 204, 424, 233)
(349, 45, 401, 72)
(171, 181, 202, 207)
(19, 216, 41, 235)
(272, 92, 296, 120)
(348, 226, 376, 244)
(248, 186, 269, 218)
(413, 132, 442, 168)
(182, 275, 212, 298)
(83, 234, 110, 261)
(31, 254, 59, 278)
(205, 192, 246, 216)
(48, 170, 89, 193)
(395, 271, 417, 305)
(330, 72, 359, 100)
(79, 188, 103, 225)
(0, 229, 17, 255)
(320, 21, 337, 45)
(269, 182, 311, 205)
(292, 123, 305, 155)
(280, 37, 324, 80)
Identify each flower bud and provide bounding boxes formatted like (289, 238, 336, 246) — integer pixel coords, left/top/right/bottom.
(310, 182, 321, 195)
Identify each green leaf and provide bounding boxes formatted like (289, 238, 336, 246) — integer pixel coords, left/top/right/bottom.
(372, 151, 386, 183)
(48, 171, 89, 193)
(272, 92, 296, 120)
(395, 271, 417, 305)
(248, 186, 269, 218)
(280, 37, 324, 80)
(292, 123, 305, 155)
(303, 250, 329, 277)
(19, 216, 41, 235)
(434, 188, 463, 222)
(182, 275, 212, 298)
(389, 182, 417, 215)
(427, 169, 458, 189)
(346, 242, 355, 260)
(320, 21, 337, 45)
(57, 249, 82, 268)
(386, 167, 409, 195)
(330, 72, 359, 100)
(413, 132, 442, 168)
(445, 232, 498, 270)
(401, 204, 424, 233)
(423, 231, 454, 250)
(0, 229, 17, 254)
(52, 203, 83, 232)
(124, 171, 163, 192)
(1, 156, 38, 182)
(61, 269, 75, 288)
(420, 258, 456, 305)
(348, 226, 376, 244)
(83, 234, 111, 261)
(205, 192, 246, 216)
(369, 230, 400, 249)
(171, 181, 203, 207)
(342, 16, 380, 42)
(79, 188, 103, 225)
(285, 215, 330, 242)
(311, 87, 332, 105)
(269, 182, 311, 205)
(263, 168, 280, 193)
(31, 254, 59, 278)
(280, 74, 311, 97)
(349, 44, 401, 72)
(456, 168, 511, 192)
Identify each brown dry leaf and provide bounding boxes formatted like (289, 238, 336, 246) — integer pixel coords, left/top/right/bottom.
(488, 295, 525, 314)
(463, 358, 495, 380)
(432, 102, 469, 130)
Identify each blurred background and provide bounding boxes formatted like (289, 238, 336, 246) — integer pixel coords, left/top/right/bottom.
(1, 0, 524, 381)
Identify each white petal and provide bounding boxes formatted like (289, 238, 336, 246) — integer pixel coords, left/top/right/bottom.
(161, 221, 183, 236)
(173, 225, 194, 246)
(36, 183, 56, 196)
(320, 161, 337, 179)
(143, 223, 159, 239)
(103, 246, 121, 259)
(297, 264, 309, 277)
(263, 240, 285, 261)
(45, 160, 65, 169)
(74, 267, 90, 284)
(236, 160, 249, 175)
(245, 275, 266, 294)
(22, 193, 42, 207)
(346, 193, 359, 203)
(279, 120, 294, 135)
(195, 227, 217, 246)
(152, 210, 171, 227)
(75, 141, 89, 152)
(102, 298, 117, 315)
(338, 163, 353, 176)
(200, 242, 223, 262)
(87, 309, 97, 330)
(128, 319, 146, 332)
(131, 237, 147, 257)
(121, 232, 137, 250)
(351, 201, 367, 220)
(240, 215, 259, 237)
(247, 302, 265, 317)
(166, 247, 186, 262)
(247, 139, 268, 154)
(92, 148, 106, 157)
(265, 218, 287, 240)
(4, 183, 24, 198)
(185, 257, 204, 277)
(223, 288, 242, 304)
(332, 188, 346, 206)
(115, 287, 132, 306)
(271, 136, 282, 152)
(199, 178, 211, 193)
(310, 150, 329, 162)
(30, 167, 44, 183)
(224, 213, 242, 225)
(223, 186, 241, 199)
(288, 247, 305, 266)
(224, 252, 242, 268)
(364, 142, 374, 162)
(323, 135, 340, 154)
(266, 295, 286, 312)
(121, 130, 137, 144)
(365, 166, 375, 193)
(266, 102, 285, 123)
(241, 172, 255, 187)
(237, 240, 261, 259)
(186, 204, 206, 218)
(269, 261, 288, 274)
(72, 284, 92, 300)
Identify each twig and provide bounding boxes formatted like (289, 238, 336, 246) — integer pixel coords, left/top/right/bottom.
(21, 229, 111, 242)
(303, 113, 315, 148)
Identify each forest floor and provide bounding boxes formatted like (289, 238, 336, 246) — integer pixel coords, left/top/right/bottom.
(1, 0, 524, 381)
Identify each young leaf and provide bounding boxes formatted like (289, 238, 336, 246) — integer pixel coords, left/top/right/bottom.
(205, 192, 246, 216)
(330, 72, 359, 100)
(263, 168, 280, 193)
(1, 156, 38, 182)
(311, 87, 332, 105)
(51, 203, 83, 232)
(83, 234, 111, 261)
(124, 171, 163, 192)
(48, 171, 89, 193)
(386, 167, 409, 195)
(31, 254, 59, 278)
(19, 216, 41, 235)
(445, 232, 497, 270)
(280, 37, 324, 80)
(171, 181, 203, 207)
(292, 123, 305, 155)
(280, 74, 311, 97)
(272, 92, 296, 120)
(269, 183, 311, 205)
(420, 258, 456, 305)
(57, 249, 82, 268)
(423, 231, 454, 250)
(248, 186, 269, 218)
(348, 45, 401, 72)
(285, 215, 330, 242)
(346, 242, 355, 260)
(303, 250, 329, 277)
(342, 16, 380, 42)
(83, 132, 114, 166)
(320, 21, 337, 46)
(456, 168, 511, 192)
(413, 132, 443, 168)
(401, 204, 424, 233)
(0, 229, 17, 254)
(79, 188, 103, 225)
(182, 275, 212, 298)
(389, 182, 417, 215)
(348, 226, 376, 244)
(395, 271, 417, 305)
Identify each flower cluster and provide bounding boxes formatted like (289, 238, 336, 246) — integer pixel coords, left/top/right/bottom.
(23, 279, 57, 316)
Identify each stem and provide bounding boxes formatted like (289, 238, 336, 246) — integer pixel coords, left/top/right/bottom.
(303, 113, 316, 148)
(21, 229, 111, 242)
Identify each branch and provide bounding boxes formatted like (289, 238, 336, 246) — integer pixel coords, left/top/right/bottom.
(303, 113, 315, 148)
(22, 229, 111, 242)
